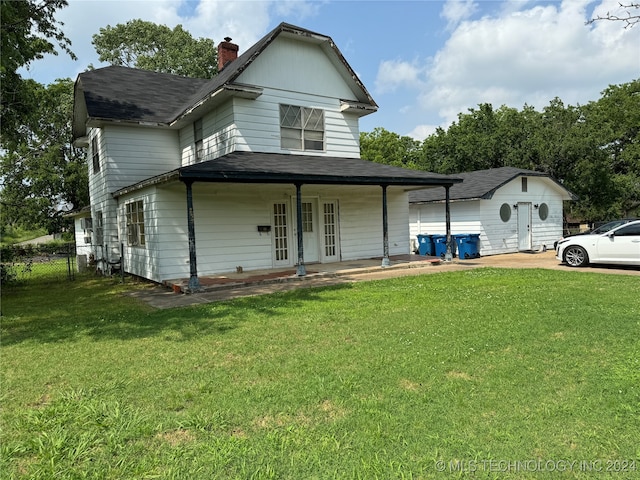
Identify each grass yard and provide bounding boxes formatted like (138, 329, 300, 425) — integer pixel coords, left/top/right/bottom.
(1, 268, 639, 479)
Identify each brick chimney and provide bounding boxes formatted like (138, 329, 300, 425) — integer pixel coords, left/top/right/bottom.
(217, 37, 239, 71)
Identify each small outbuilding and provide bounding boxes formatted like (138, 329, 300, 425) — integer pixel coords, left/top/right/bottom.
(409, 167, 577, 256)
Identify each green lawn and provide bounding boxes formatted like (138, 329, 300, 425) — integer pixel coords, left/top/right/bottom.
(1, 268, 639, 479)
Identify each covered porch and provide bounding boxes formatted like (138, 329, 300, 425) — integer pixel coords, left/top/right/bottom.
(177, 152, 462, 292)
(162, 253, 442, 294)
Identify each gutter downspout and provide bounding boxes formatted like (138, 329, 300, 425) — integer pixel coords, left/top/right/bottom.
(445, 185, 453, 262)
(185, 180, 202, 292)
(381, 184, 390, 267)
(295, 183, 306, 276)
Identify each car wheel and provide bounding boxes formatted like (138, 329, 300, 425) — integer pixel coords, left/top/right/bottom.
(564, 245, 589, 267)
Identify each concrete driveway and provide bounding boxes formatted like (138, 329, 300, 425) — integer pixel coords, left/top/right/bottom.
(128, 250, 638, 309)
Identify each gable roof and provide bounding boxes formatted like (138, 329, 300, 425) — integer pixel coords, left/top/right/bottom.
(113, 151, 463, 198)
(408, 166, 577, 203)
(73, 22, 377, 142)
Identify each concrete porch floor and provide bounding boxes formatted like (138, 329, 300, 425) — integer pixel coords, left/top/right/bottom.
(163, 254, 442, 294)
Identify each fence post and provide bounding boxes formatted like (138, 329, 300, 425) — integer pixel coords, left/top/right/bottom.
(66, 243, 75, 281)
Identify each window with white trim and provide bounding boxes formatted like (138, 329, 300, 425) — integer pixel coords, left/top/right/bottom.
(279, 104, 324, 151)
(194, 118, 204, 162)
(126, 200, 145, 246)
(91, 137, 100, 173)
(95, 211, 104, 245)
(80, 217, 93, 244)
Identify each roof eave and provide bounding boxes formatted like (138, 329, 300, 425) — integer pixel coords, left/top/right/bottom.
(178, 170, 462, 187)
(112, 170, 180, 198)
(340, 100, 378, 117)
(170, 84, 263, 128)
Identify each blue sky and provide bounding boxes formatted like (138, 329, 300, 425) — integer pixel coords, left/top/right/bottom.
(22, 0, 640, 139)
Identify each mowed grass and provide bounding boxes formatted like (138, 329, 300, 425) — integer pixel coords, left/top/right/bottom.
(1, 268, 639, 479)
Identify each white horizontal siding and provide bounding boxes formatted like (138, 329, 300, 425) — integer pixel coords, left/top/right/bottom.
(409, 177, 567, 256)
(338, 186, 409, 261)
(103, 125, 180, 191)
(126, 183, 411, 282)
(178, 88, 362, 164)
(237, 35, 356, 100)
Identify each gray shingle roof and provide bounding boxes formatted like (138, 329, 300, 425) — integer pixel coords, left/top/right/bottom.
(179, 152, 462, 185)
(76, 66, 209, 125)
(113, 152, 463, 197)
(73, 22, 377, 138)
(408, 166, 574, 203)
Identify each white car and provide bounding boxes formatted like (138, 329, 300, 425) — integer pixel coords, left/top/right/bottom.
(556, 220, 640, 267)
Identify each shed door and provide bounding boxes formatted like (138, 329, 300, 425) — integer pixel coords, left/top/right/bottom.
(517, 202, 532, 251)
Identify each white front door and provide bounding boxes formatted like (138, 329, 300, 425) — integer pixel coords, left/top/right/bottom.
(321, 201, 339, 262)
(517, 202, 532, 251)
(301, 200, 319, 263)
(272, 202, 291, 267)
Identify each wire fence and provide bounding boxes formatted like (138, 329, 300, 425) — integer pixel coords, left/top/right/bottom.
(1, 242, 77, 284)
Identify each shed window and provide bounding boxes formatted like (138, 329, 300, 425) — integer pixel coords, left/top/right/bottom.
(538, 203, 549, 221)
(280, 105, 324, 151)
(521, 177, 528, 192)
(126, 200, 145, 247)
(500, 203, 511, 222)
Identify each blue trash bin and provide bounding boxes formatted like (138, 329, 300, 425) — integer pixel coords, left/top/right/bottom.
(455, 234, 481, 259)
(432, 234, 456, 258)
(417, 234, 434, 256)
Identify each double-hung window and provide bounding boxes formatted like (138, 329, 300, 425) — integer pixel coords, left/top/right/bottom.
(126, 200, 145, 247)
(81, 218, 93, 244)
(280, 104, 324, 151)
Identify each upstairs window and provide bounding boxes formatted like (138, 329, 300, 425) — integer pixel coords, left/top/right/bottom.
(91, 137, 100, 173)
(280, 105, 324, 151)
(126, 200, 145, 247)
(194, 118, 203, 162)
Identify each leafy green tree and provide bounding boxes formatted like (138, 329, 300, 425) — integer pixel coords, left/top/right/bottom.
(0, 79, 88, 233)
(1, 0, 75, 149)
(378, 80, 638, 221)
(582, 79, 640, 217)
(360, 127, 422, 169)
(91, 19, 218, 78)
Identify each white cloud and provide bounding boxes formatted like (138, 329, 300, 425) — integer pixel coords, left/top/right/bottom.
(407, 124, 439, 141)
(440, 0, 478, 30)
(20, 0, 321, 84)
(374, 59, 424, 94)
(404, 0, 639, 127)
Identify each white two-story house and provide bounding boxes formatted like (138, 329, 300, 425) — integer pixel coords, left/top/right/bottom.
(72, 22, 462, 290)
